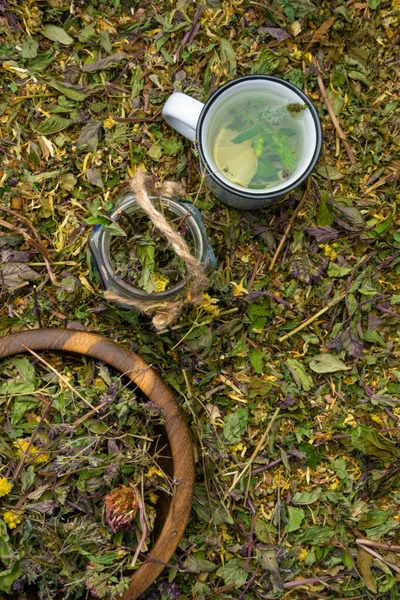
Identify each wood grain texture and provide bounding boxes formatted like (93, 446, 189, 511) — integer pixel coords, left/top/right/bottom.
(0, 329, 195, 600)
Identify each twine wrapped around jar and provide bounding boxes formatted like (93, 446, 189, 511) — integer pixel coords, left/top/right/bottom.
(104, 170, 210, 330)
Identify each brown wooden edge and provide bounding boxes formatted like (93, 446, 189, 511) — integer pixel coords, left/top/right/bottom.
(0, 329, 195, 600)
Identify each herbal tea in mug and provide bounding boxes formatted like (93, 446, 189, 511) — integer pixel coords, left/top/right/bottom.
(209, 92, 308, 189)
(162, 75, 322, 210)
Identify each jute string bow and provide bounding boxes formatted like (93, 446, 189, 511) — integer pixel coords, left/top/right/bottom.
(104, 171, 209, 330)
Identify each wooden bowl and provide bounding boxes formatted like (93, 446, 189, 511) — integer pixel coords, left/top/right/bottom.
(0, 329, 195, 600)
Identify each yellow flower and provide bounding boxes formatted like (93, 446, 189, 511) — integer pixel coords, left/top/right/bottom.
(103, 116, 116, 129)
(149, 493, 158, 504)
(200, 293, 219, 315)
(230, 278, 248, 297)
(152, 273, 169, 292)
(319, 243, 337, 261)
(298, 548, 308, 561)
(3, 511, 22, 529)
(0, 476, 13, 497)
(13, 439, 50, 465)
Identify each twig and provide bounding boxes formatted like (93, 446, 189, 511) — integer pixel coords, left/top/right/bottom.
(131, 487, 147, 568)
(278, 292, 346, 342)
(268, 177, 311, 271)
(356, 539, 400, 553)
(357, 543, 400, 574)
(244, 498, 256, 571)
(313, 57, 356, 164)
(22, 345, 99, 413)
(224, 408, 280, 499)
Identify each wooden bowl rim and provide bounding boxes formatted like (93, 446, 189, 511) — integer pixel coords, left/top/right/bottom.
(0, 329, 195, 600)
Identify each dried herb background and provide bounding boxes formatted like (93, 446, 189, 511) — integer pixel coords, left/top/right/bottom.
(1, 0, 400, 599)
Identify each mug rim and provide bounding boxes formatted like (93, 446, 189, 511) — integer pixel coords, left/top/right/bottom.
(197, 74, 322, 200)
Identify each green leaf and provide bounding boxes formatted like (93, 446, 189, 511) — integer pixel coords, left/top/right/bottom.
(291, 488, 322, 505)
(256, 159, 279, 179)
(363, 330, 386, 347)
(161, 137, 182, 156)
(35, 116, 72, 135)
(309, 354, 349, 374)
(0, 561, 22, 593)
(216, 558, 248, 587)
(285, 358, 314, 391)
(0, 380, 35, 395)
(351, 426, 400, 460)
(365, 520, 400, 540)
(12, 398, 38, 425)
(327, 262, 352, 278)
(147, 142, 162, 161)
(249, 349, 263, 374)
(219, 38, 236, 77)
(222, 408, 248, 444)
(183, 555, 218, 574)
(41, 25, 74, 46)
(81, 52, 127, 72)
(316, 165, 344, 180)
(287, 506, 304, 532)
(10, 357, 36, 383)
(22, 36, 38, 59)
(232, 125, 259, 144)
(296, 525, 334, 545)
(358, 509, 390, 530)
(46, 79, 90, 101)
(77, 121, 103, 152)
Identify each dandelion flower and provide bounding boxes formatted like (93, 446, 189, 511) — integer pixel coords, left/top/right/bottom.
(13, 439, 50, 465)
(0, 476, 13, 497)
(103, 116, 116, 130)
(3, 511, 22, 529)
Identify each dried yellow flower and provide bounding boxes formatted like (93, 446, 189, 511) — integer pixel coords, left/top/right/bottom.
(3, 511, 22, 529)
(0, 476, 13, 498)
(14, 439, 50, 465)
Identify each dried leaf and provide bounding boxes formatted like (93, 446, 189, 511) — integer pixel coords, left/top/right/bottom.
(357, 548, 377, 593)
(81, 52, 127, 72)
(34, 116, 72, 135)
(41, 25, 74, 45)
(309, 354, 350, 373)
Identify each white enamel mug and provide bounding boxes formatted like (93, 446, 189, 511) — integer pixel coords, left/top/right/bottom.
(162, 75, 322, 210)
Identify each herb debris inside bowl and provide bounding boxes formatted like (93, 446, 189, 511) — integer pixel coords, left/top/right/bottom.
(0, 354, 169, 599)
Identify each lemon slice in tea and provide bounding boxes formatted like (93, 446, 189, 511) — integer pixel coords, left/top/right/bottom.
(213, 128, 258, 187)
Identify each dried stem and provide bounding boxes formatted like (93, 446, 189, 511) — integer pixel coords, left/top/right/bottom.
(278, 292, 346, 342)
(268, 177, 311, 272)
(131, 487, 147, 568)
(225, 408, 280, 499)
(313, 57, 356, 164)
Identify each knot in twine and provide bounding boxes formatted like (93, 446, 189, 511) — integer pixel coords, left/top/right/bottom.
(104, 170, 209, 330)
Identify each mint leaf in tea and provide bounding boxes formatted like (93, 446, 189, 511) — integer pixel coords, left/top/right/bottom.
(210, 93, 308, 189)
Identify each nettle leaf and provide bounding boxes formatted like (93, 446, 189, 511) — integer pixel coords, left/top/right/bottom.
(0, 263, 40, 290)
(255, 548, 283, 593)
(183, 555, 217, 574)
(291, 488, 322, 505)
(10, 357, 36, 383)
(222, 408, 248, 444)
(285, 358, 313, 391)
(287, 506, 304, 532)
(309, 354, 349, 374)
(77, 121, 103, 152)
(296, 525, 334, 545)
(0, 561, 22, 593)
(22, 36, 38, 59)
(219, 38, 236, 77)
(216, 558, 248, 587)
(35, 116, 71, 135)
(41, 25, 74, 45)
(81, 52, 127, 72)
(327, 262, 352, 278)
(351, 426, 400, 460)
(249, 349, 263, 374)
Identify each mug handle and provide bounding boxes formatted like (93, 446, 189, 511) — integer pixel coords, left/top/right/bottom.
(162, 93, 204, 142)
